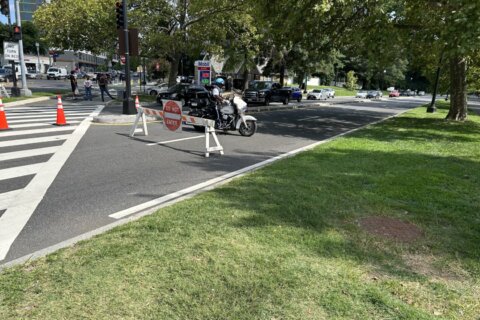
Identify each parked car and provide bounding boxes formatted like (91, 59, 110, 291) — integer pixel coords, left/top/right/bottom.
(356, 90, 368, 98)
(417, 91, 425, 96)
(146, 81, 168, 96)
(26, 70, 40, 79)
(156, 83, 210, 107)
(0, 68, 13, 82)
(323, 88, 335, 98)
(307, 89, 327, 100)
(283, 86, 302, 102)
(366, 90, 382, 99)
(389, 90, 400, 97)
(47, 67, 68, 80)
(243, 81, 291, 105)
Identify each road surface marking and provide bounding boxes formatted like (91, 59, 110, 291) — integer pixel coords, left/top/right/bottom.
(0, 190, 21, 211)
(6, 112, 93, 119)
(7, 116, 89, 124)
(0, 146, 60, 161)
(0, 163, 44, 180)
(8, 121, 81, 129)
(146, 135, 204, 146)
(0, 135, 70, 148)
(0, 126, 76, 137)
(0, 105, 104, 261)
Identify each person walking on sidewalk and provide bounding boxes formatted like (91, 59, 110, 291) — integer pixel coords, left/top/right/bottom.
(84, 76, 93, 101)
(98, 73, 114, 102)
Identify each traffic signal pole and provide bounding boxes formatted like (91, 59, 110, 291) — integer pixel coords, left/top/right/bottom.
(15, 0, 31, 96)
(122, 0, 133, 114)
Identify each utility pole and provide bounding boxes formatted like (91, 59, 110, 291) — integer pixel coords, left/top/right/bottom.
(15, 0, 31, 96)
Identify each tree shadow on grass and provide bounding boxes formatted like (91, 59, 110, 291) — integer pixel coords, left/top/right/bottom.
(209, 147, 480, 278)
(352, 116, 480, 143)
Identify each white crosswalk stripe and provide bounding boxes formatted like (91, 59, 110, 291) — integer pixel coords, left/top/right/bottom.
(0, 102, 104, 260)
(0, 146, 60, 161)
(0, 190, 21, 211)
(0, 163, 44, 180)
(0, 134, 70, 148)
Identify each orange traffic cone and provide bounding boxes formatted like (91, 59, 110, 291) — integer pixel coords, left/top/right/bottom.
(0, 97, 11, 131)
(135, 95, 140, 110)
(54, 95, 69, 126)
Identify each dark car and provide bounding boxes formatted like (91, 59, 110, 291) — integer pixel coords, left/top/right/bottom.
(366, 90, 382, 99)
(284, 86, 302, 102)
(0, 68, 13, 82)
(156, 84, 210, 107)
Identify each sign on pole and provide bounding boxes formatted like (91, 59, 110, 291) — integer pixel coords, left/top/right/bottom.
(194, 60, 211, 85)
(3, 42, 19, 62)
(162, 100, 183, 132)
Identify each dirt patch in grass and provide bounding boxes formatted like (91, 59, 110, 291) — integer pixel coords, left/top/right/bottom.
(358, 216, 423, 243)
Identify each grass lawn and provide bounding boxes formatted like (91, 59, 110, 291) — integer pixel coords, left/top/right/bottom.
(1, 102, 479, 319)
(3, 91, 70, 104)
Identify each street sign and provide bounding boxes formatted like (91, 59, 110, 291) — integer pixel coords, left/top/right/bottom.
(162, 100, 182, 132)
(194, 60, 211, 85)
(3, 42, 19, 62)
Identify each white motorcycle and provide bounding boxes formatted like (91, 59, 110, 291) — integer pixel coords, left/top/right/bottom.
(188, 95, 257, 137)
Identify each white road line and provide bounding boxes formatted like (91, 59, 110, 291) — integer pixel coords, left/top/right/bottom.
(0, 146, 60, 161)
(298, 116, 318, 121)
(8, 121, 81, 129)
(146, 135, 204, 146)
(0, 163, 44, 181)
(6, 106, 97, 111)
(6, 112, 92, 120)
(0, 135, 69, 148)
(7, 116, 89, 123)
(0, 190, 21, 211)
(0, 126, 76, 137)
(0, 105, 104, 261)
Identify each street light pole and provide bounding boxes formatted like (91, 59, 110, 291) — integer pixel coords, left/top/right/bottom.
(35, 42, 41, 73)
(15, 0, 31, 96)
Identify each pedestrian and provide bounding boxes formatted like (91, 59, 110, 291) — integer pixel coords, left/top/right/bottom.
(98, 73, 114, 102)
(70, 71, 78, 99)
(84, 75, 93, 101)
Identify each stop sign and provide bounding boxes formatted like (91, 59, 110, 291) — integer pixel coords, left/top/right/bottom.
(163, 100, 182, 132)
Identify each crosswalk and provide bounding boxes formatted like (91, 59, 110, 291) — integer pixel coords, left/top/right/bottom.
(0, 101, 103, 260)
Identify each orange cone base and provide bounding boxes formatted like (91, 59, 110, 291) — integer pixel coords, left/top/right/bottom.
(53, 123, 70, 127)
(0, 127, 12, 131)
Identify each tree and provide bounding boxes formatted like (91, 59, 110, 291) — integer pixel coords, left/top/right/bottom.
(131, 0, 247, 86)
(33, 0, 117, 55)
(397, 1, 480, 120)
(345, 70, 357, 90)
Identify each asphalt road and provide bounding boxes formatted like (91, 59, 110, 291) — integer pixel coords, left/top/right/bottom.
(2, 96, 431, 265)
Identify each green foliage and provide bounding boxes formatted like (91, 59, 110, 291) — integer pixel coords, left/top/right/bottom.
(0, 21, 47, 55)
(345, 70, 358, 90)
(33, 0, 117, 54)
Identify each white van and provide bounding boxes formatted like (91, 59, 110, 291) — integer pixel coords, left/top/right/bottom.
(47, 67, 68, 80)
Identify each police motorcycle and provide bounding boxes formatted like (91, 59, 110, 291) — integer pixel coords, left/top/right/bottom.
(188, 79, 257, 137)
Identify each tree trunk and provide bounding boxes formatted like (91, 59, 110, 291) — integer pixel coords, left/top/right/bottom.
(446, 56, 468, 121)
(168, 54, 181, 87)
(279, 61, 285, 87)
(242, 67, 249, 90)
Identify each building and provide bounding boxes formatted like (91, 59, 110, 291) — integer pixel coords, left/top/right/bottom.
(19, 0, 48, 21)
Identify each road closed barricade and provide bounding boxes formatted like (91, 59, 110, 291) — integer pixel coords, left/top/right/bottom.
(129, 99, 224, 157)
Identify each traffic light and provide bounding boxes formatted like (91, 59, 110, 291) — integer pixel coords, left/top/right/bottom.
(0, 0, 9, 16)
(115, 2, 124, 29)
(13, 26, 21, 41)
